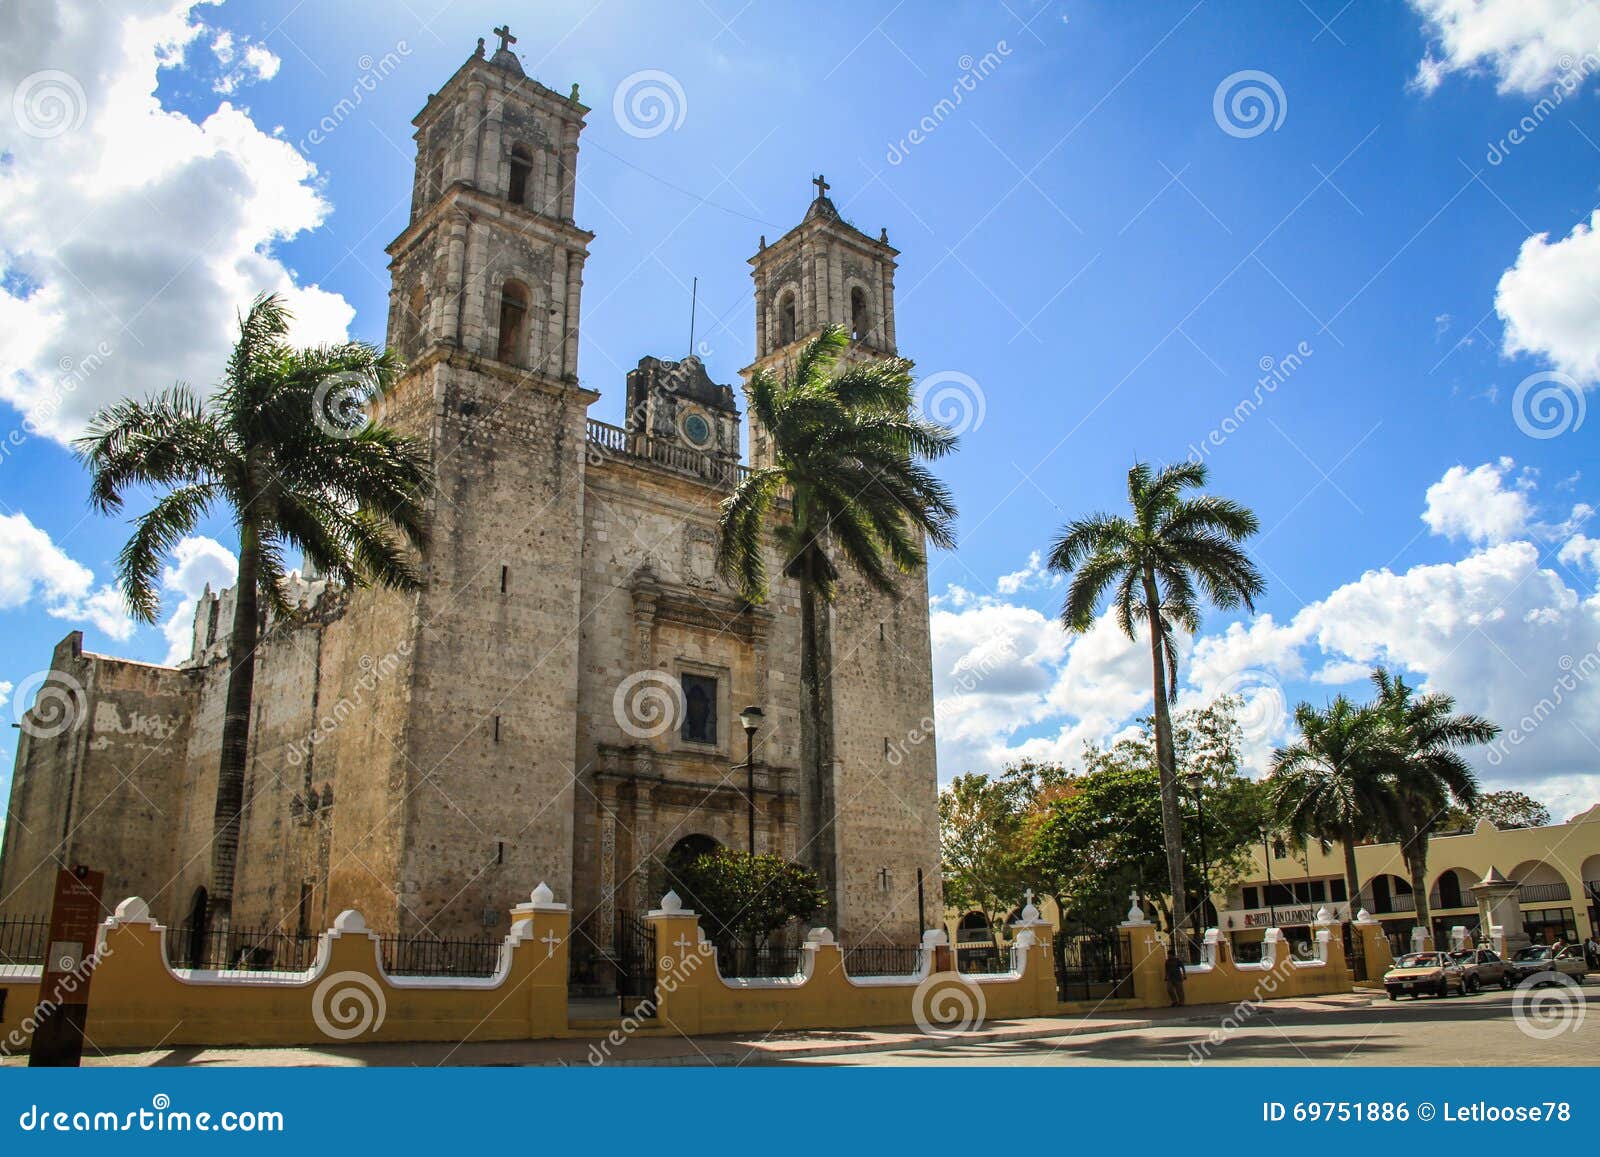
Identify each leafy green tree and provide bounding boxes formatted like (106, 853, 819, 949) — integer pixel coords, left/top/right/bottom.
(1371, 667, 1498, 931)
(75, 293, 430, 930)
(939, 772, 1032, 948)
(1046, 462, 1263, 937)
(1440, 789, 1551, 831)
(669, 848, 827, 962)
(1026, 698, 1268, 936)
(1269, 694, 1396, 911)
(716, 324, 957, 904)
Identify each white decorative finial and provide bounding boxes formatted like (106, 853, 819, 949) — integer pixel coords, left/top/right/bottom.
(531, 881, 554, 906)
(660, 889, 683, 913)
(113, 896, 151, 922)
(1315, 905, 1334, 923)
(1356, 907, 1373, 923)
(333, 909, 367, 933)
(1019, 887, 1040, 924)
(1126, 889, 1146, 924)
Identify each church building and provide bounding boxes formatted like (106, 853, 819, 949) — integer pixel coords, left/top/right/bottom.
(0, 28, 942, 972)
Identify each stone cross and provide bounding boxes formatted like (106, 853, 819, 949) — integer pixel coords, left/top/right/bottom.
(1023, 888, 1035, 906)
(673, 933, 695, 957)
(540, 929, 561, 958)
(494, 24, 517, 52)
(812, 173, 830, 198)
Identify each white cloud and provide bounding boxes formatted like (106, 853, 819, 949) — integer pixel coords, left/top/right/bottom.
(1495, 211, 1600, 386)
(932, 463, 1600, 808)
(210, 29, 280, 95)
(0, 0, 353, 442)
(1422, 458, 1535, 543)
(1409, 0, 1600, 95)
(0, 512, 133, 639)
(995, 550, 1062, 595)
(158, 534, 237, 663)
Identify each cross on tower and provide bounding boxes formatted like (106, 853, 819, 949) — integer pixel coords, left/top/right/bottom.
(1023, 888, 1035, 906)
(812, 173, 830, 199)
(493, 24, 517, 52)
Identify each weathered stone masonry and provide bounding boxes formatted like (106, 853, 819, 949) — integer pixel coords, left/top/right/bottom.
(0, 34, 943, 962)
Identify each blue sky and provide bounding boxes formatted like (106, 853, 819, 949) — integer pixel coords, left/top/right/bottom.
(4, 1, 1600, 818)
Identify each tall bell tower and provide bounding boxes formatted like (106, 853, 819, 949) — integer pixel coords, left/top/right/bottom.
(741, 180, 941, 944)
(327, 28, 596, 937)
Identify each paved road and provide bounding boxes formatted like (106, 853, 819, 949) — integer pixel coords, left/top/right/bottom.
(783, 987, 1598, 1066)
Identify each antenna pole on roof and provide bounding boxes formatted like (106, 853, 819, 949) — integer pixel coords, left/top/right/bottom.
(688, 276, 698, 359)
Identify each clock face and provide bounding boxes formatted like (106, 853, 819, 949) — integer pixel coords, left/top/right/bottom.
(682, 412, 712, 447)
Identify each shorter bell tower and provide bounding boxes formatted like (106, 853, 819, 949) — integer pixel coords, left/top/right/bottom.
(743, 176, 900, 466)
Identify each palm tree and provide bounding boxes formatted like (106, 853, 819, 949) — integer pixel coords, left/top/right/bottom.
(76, 293, 430, 931)
(1369, 667, 1497, 936)
(1269, 695, 1396, 911)
(716, 324, 958, 903)
(1047, 461, 1263, 940)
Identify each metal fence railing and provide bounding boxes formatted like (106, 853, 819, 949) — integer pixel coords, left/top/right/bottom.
(0, 914, 50, 966)
(840, 944, 922, 977)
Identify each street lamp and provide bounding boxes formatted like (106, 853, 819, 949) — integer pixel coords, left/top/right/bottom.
(739, 706, 764, 855)
(1186, 771, 1210, 931)
(1260, 826, 1278, 925)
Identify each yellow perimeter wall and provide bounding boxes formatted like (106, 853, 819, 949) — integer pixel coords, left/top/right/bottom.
(0, 897, 1364, 1053)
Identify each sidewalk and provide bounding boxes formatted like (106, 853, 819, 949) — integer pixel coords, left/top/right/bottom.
(12, 992, 1382, 1068)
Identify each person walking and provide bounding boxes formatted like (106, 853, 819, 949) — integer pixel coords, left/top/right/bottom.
(1164, 947, 1187, 1007)
(1584, 931, 1599, 970)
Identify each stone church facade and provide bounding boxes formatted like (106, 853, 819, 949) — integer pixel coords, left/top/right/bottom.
(0, 33, 942, 962)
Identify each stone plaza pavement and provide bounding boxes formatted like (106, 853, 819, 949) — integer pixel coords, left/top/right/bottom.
(2, 993, 1383, 1068)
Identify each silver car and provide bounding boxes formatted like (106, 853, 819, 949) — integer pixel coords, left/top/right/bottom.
(1508, 943, 1588, 986)
(1449, 948, 1513, 992)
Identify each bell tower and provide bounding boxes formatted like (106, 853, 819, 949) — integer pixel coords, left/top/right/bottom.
(328, 28, 597, 937)
(743, 175, 900, 466)
(739, 180, 940, 945)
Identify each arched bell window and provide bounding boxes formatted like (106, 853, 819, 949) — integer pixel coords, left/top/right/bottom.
(496, 280, 530, 365)
(508, 144, 533, 206)
(850, 286, 870, 341)
(777, 290, 797, 346)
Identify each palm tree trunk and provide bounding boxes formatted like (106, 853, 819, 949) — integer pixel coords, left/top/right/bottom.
(1405, 831, 1432, 942)
(797, 553, 838, 922)
(1141, 572, 1188, 947)
(208, 520, 260, 932)
(1340, 825, 1362, 917)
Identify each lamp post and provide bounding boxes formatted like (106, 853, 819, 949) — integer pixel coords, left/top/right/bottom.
(1186, 771, 1210, 931)
(1260, 826, 1277, 925)
(738, 706, 764, 855)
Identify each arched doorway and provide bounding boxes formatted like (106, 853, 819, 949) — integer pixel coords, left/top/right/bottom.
(184, 886, 208, 970)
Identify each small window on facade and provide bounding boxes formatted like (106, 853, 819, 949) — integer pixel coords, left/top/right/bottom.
(500, 565, 509, 594)
(1330, 878, 1347, 902)
(777, 291, 797, 346)
(508, 144, 532, 205)
(297, 883, 313, 938)
(1242, 886, 1260, 910)
(680, 673, 717, 744)
(497, 281, 529, 364)
(850, 286, 869, 340)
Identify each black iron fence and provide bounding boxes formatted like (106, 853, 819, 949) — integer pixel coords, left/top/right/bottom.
(0, 914, 49, 966)
(1344, 927, 1367, 981)
(613, 913, 657, 1017)
(841, 943, 922, 977)
(1055, 932, 1134, 1002)
(165, 925, 320, 973)
(717, 944, 803, 978)
(378, 935, 502, 978)
(955, 942, 1012, 974)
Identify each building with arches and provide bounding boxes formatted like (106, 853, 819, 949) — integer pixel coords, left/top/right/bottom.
(1219, 804, 1600, 951)
(0, 30, 942, 970)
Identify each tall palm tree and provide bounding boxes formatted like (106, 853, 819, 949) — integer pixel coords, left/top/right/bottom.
(1269, 695, 1396, 911)
(716, 324, 958, 904)
(1047, 461, 1263, 940)
(1370, 667, 1497, 936)
(76, 293, 430, 931)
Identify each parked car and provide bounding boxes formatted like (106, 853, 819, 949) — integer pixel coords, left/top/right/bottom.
(1449, 948, 1513, 992)
(1507, 943, 1588, 986)
(1383, 951, 1467, 999)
